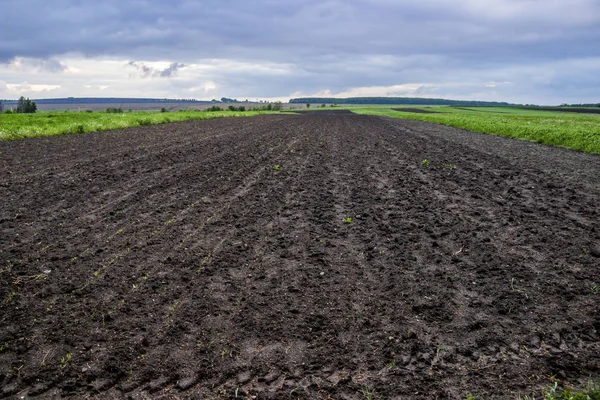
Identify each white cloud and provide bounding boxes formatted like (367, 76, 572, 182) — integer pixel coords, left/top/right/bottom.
(0, 80, 9, 97)
(6, 83, 61, 93)
(0, 82, 60, 97)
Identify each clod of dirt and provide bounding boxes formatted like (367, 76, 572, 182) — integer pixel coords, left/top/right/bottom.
(28, 383, 50, 396)
(262, 370, 281, 383)
(237, 371, 252, 384)
(1, 383, 17, 397)
(525, 333, 542, 349)
(91, 379, 114, 391)
(148, 376, 169, 392)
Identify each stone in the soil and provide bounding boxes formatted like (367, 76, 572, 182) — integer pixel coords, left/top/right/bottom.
(238, 371, 252, 384)
(526, 334, 541, 349)
(176, 376, 197, 390)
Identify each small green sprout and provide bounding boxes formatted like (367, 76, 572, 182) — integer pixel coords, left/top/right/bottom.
(272, 165, 281, 171)
(60, 352, 71, 368)
(421, 159, 430, 166)
(343, 217, 352, 224)
(360, 388, 380, 400)
(4, 292, 15, 303)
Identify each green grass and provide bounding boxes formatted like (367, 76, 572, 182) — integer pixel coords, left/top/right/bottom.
(0, 110, 272, 141)
(516, 379, 600, 400)
(348, 105, 600, 154)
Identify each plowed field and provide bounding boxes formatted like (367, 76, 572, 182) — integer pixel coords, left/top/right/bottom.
(1, 113, 599, 399)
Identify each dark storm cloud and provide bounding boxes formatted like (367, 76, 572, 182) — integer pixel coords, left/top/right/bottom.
(36, 58, 68, 73)
(128, 61, 185, 78)
(160, 63, 185, 78)
(22, 58, 68, 73)
(3, 0, 599, 63)
(128, 61, 154, 77)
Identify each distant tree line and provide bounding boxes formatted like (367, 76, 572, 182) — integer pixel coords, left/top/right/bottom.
(559, 103, 600, 108)
(1, 97, 37, 113)
(520, 106, 600, 115)
(17, 96, 37, 113)
(215, 97, 262, 104)
(205, 102, 282, 112)
(290, 97, 518, 106)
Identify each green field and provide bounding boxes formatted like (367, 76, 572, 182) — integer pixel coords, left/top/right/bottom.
(348, 105, 600, 154)
(0, 110, 270, 141)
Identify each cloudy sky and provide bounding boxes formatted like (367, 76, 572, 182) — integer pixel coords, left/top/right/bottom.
(1, 0, 599, 104)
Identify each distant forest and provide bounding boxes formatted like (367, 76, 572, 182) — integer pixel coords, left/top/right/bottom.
(289, 97, 517, 106)
(558, 103, 600, 107)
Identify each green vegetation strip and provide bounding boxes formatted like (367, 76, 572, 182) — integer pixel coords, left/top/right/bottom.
(350, 106, 600, 155)
(519, 380, 600, 400)
(464, 379, 600, 400)
(0, 110, 271, 141)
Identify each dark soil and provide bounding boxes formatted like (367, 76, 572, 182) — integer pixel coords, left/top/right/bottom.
(1, 114, 599, 399)
(452, 107, 509, 113)
(292, 109, 356, 115)
(520, 107, 600, 115)
(392, 108, 440, 114)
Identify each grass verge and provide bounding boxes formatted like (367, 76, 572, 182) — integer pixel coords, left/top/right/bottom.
(0, 110, 272, 141)
(517, 379, 600, 400)
(349, 106, 600, 155)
